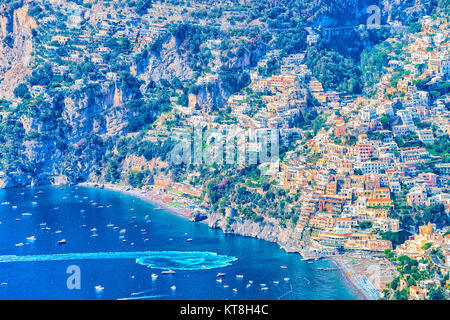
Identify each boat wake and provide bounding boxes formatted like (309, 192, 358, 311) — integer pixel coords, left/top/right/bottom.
(0, 251, 237, 270)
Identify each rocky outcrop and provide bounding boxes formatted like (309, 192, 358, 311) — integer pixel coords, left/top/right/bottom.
(0, 4, 36, 99)
(208, 212, 304, 254)
(135, 34, 194, 84)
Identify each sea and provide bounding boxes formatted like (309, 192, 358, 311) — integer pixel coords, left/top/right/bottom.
(0, 186, 359, 300)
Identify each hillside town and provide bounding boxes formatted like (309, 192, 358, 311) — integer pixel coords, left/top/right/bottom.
(0, 0, 448, 300)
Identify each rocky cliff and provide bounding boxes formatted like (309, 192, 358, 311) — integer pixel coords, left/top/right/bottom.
(0, 3, 36, 99)
(208, 212, 304, 254)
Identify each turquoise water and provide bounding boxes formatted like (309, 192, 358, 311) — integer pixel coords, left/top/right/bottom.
(0, 186, 359, 300)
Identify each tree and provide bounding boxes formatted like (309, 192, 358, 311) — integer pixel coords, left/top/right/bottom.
(13, 84, 31, 99)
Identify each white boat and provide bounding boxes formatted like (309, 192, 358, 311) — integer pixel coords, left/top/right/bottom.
(15, 242, 24, 247)
(161, 270, 176, 274)
(119, 229, 126, 234)
(12, 206, 17, 209)
(261, 287, 269, 291)
(170, 285, 176, 290)
(232, 288, 237, 293)
(58, 239, 67, 245)
(90, 228, 97, 232)
(55, 230, 62, 234)
(273, 281, 279, 284)
(151, 274, 158, 280)
(217, 273, 226, 277)
(26, 236, 36, 242)
(95, 285, 104, 292)
(186, 238, 193, 242)
(21, 213, 32, 216)
(106, 224, 114, 228)
(1, 202, 10, 205)
(216, 278, 223, 283)
(283, 277, 290, 281)
(236, 274, 244, 278)
(246, 284, 251, 288)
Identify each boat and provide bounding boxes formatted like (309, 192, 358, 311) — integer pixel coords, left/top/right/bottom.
(55, 230, 62, 234)
(12, 206, 17, 209)
(21, 213, 32, 216)
(90, 228, 97, 232)
(232, 288, 237, 293)
(1, 202, 10, 205)
(161, 270, 176, 274)
(151, 274, 158, 280)
(95, 285, 104, 292)
(26, 236, 36, 242)
(170, 285, 176, 290)
(283, 277, 290, 281)
(261, 287, 269, 291)
(216, 279, 223, 283)
(186, 238, 193, 242)
(217, 273, 226, 277)
(15, 242, 24, 247)
(280, 265, 287, 269)
(236, 274, 244, 278)
(246, 284, 251, 288)
(273, 281, 279, 284)
(58, 239, 67, 245)
(106, 224, 114, 228)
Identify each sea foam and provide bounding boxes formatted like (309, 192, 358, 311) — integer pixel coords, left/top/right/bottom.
(0, 251, 237, 270)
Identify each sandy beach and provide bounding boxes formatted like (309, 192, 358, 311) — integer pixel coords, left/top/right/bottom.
(77, 182, 208, 223)
(327, 253, 398, 301)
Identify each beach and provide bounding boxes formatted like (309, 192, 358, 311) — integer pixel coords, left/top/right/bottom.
(78, 182, 207, 223)
(328, 253, 398, 300)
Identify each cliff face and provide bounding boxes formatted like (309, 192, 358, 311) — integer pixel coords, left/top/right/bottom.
(0, 82, 131, 188)
(208, 212, 304, 254)
(135, 34, 194, 84)
(0, 4, 36, 99)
